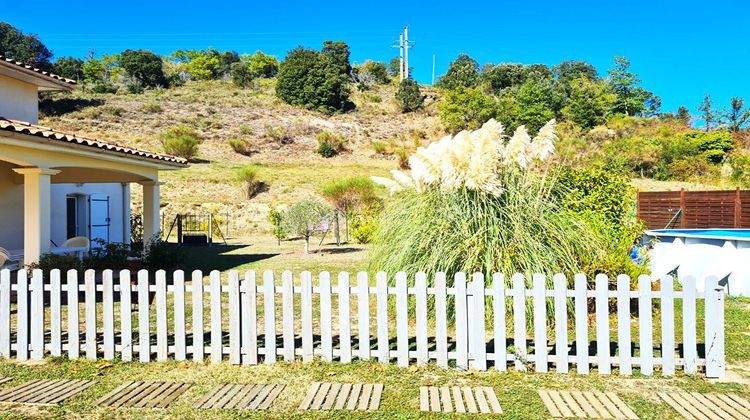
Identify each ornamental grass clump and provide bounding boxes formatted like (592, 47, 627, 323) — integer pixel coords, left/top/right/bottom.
(370, 119, 608, 314)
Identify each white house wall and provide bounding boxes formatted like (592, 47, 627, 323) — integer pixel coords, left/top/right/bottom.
(50, 183, 129, 246)
(0, 74, 38, 124)
(0, 160, 24, 250)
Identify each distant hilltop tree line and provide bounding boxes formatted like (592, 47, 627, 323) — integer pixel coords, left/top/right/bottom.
(2, 21, 748, 132)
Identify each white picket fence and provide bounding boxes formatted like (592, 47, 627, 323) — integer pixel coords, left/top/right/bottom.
(0, 269, 725, 378)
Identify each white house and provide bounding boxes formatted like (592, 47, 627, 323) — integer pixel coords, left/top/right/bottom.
(0, 55, 187, 265)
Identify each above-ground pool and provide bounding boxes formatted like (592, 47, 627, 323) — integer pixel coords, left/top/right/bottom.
(643, 228, 750, 296)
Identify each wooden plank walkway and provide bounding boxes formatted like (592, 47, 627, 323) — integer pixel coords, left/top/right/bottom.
(539, 390, 638, 419)
(193, 384, 285, 410)
(0, 379, 96, 405)
(658, 392, 750, 420)
(96, 381, 191, 408)
(299, 382, 383, 411)
(419, 386, 502, 414)
(0, 378, 11, 386)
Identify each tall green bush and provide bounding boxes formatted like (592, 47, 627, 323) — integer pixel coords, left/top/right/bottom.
(438, 87, 497, 133)
(395, 79, 424, 112)
(159, 125, 202, 160)
(119, 49, 167, 88)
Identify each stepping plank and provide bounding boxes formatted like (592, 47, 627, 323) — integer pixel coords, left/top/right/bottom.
(0, 378, 11, 386)
(97, 381, 190, 408)
(0, 380, 96, 405)
(420, 386, 502, 414)
(300, 383, 382, 411)
(659, 392, 750, 420)
(539, 390, 638, 419)
(194, 383, 284, 410)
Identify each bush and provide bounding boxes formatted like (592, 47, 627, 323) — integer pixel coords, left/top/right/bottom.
(269, 208, 286, 245)
(283, 199, 332, 253)
(238, 164, 264, 199)
(668, 156, 718, 180)
(264, 125, 293, 144)
(120, 49, 167, 88)
(352, 60, 389, 89)
(316, 131, 346, 157)
(436, 54, 479, 90)
(438, 87, 497, 133)
(230, 62, 254, 88)
(229, 137, 257, 156)
(143, 239, 186, 272)
(321, 176, 380, 213)
(245, 51, 279, 78)
(140, 102, 163, 113)
(395, 79, 424, 112)
(351, 206, 381, 244)
(159, 125, 202, 160)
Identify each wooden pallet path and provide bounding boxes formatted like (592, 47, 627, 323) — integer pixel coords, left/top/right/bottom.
(193, 384, 285, 410)
(419, 386, 502, 414)
(0, 378, 11, 386)
(0, 379, 96, 405)
(658, 392, 750, 419)
(299, 382, 383, 411)
(96, 381, 191, 408)
(539, 390, 638, 419)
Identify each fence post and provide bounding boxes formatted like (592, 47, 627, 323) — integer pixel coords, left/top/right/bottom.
(320, 272, 332, 363)
(735, 187, 742, 228)
(192, 270, 204, 362)
(553, 274, 568, 374)
(435, 272, 448, 369)
(210, 270, 222, 363)
(357, 272, 370, 361)
(30, 269, 44, 360)
(376, 272, 389, 363)
(283, 271, 296, 363)
(616, 274, 632, 375)
(574, 274, 588, 374)
(103, 270, 115, 360)
(682, 276, 698, 374)
(243, 270, 258, 365)
(138, 270, 150, 362)
(67, 270, 80, 359)
(301, 271, 313, 362)
(532, 273, 547, 373)
(471, 273, 487, 371)
(395, 272, 408, 368)
(415, 272, 428, 366)
(637, 275, 653, 375)
(50, 269, 62, 357)
(0, 269, 10, 358)
(595, 274, 610, 375)
(85, 270, 96, 360)
(229, 270, 241, 365)
(512, 273, 526, 372)
(704, 275, 725, 378)
(455, 272, 469, 370)
(661, 275, 675, 376)
(120, 270, 132, 362)
(680, 188, 687, 228)
(17, 270, 28, 361)
(173, 270, 186, 361)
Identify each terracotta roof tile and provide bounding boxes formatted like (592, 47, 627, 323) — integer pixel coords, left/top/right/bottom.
(0, 117, 187, 166)
(0, 54, 77, 86)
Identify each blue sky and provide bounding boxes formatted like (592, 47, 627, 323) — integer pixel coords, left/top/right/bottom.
(4, 0, 748, 113)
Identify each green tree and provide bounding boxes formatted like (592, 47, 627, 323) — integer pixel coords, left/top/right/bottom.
(171, 49, 221, 80)
(244, 51, 279, 78)
(606, 56, 660, 116)
(322, 40, 351, 74)
(565, 77, 615, 129)
(81, 53, 122, 92)
(395, 78, 424, 112)
(676, 106, 691, 126)
(438, 87, 497, 133)
(723, 97, 750, 132)
(553, 60, 599, 85)
(697, 93, 717, 131)
(436, 54, 479, 90)
(217, 50, 240, 76)
(230, 62, 253, 87)
(283, 199, 332, 254)
(321, 176, 380, 244)
(0, 22, 52, 70)
(481, 63, 527, 94)
(269, 208, 286, 245)
(119, 49, 167, 88)
(52, 57, 84, 81)
(515, 78, 557, 132)
(352, 60, 389, 89)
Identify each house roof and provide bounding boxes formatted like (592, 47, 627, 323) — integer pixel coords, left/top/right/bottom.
(0, 55, 77, 91)
(0, 117, 188, 167)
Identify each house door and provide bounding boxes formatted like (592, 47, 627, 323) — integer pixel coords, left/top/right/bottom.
(89, 194, 110, 248)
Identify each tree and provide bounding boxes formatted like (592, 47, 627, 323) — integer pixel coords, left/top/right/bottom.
(723, 97, 750, 132)
(481, 63, 527, 94)
(321, 176, 380, 244)
(395, 78, 424, 112)
(217, 50, 240, 76)
(230, 62, 253, 87)
(606, 56, 660, 116)
(171, 49, 221, 80)
(515, 78, 558, 132)
(676, 106, 691, 126)
(52, 57, 84, 81)
(387, 57, 401, 77)
(322, 40, 351, 74)
(0, 22, 52, 70)
(352, 60, 389, 89)
(119, 49, 167, 88)
(436, 54, 479, 90)
(283, 199, 332, 254)
(81, 53, 122, 92)
(553, 60, 599, 85)
(245, 51, 279, 78)
(565, 77, 615, 129)
(269, 208, 286, 245)
(438, 87, 497, 133)
(697, 94, 717, 131)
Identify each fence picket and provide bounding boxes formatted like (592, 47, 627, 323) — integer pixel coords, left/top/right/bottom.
(210, 270, 222, 363)
(50, 270, 62, 357)
(138, 270, 150, 362)
(229, 271, 241, 365)
(661, 275, 675, 376)
(616, 274, 632, 375)
(103, 270, 115, 360)
(376, 272, 389, 363)
(357, 272, 370, 361)
(472, 273, 487, 371)
(532, 273, 547, 373)
(301, 271, 313, 362)
(338, 272, 351, 363)
(17, 270, 28, 361)
(574, 274, 588, 374)
(192, 270, 204, 362)
(512, 273, 526, 372)
(320, 272, 332, 362)
(0, 270, 10, 358)
(119, 270, 132, 362)
(243, 271, 258, 364)
(595, 274, 610, 375)
(455, 272, 469, 370)
(67, 270, 79, 359)
(435, 272, 448, 369)
(174, 270, 186, 361)
(682, 276, 698, 374)
(396, 272, 408, 368)
(553, 274, 567, 373)
(492, 273, 506, 372)
(264, 270, 276, 364)
(30, 269, 44, 360)
(415, 272, 428, 366)
(282, 271, 295, 362)
(85, 270, 97, 360)
(638, 274, 653, 376)
(704, 275, 725, 378)
(156, 270, 168, 362)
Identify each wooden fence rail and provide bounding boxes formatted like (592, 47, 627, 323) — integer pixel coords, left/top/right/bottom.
(637, 188, 750, 229)
(0, 269, 726, 378)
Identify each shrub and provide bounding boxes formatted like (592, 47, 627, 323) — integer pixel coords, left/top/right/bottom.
(351, 208, 380, 244)
(143, 239, 186, 272)
(238, 164, 264, 199)
(371, 141, 389, 155)
(159, 125, 202, 160)
(264, 125, 293, 144)
(316, 131, 346, 157)
(27, 253, 82, 272)
(140, 102, 163, 113)
(120, 49, 167, 88)
(668, 156, 718, 180)
(436, 53, 479, 90)
(395, 78, 424, 112)
(245, 51, 279, 78)
(283, 199, 332, 253)
(269, 208, 286, 245)
(438, 87, 497, 133)
(321, 176, 380, 213)
(230, 62, 254, 87)
(229, 137, 257, 156)
(352, 60, 389, 89)
(171, 49, 220, 80)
